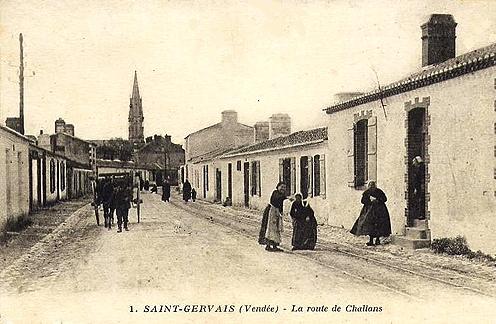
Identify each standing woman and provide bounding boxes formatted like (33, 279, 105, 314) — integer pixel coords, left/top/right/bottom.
(265, 182, 288, 252)
(350, 181, 391, 246)
(162, 178, 171, 202)
(290, 194, 317, 250)
(182, 180, 192, 202)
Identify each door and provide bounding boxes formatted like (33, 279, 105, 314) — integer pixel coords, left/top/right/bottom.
(300, 156, 309, 199)
(215, 168, 222, 202)
(407, 107, 427, 226)
(227, 163, 233, 199)
(243, 162, 250, 207)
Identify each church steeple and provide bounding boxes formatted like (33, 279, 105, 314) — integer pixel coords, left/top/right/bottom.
(128, 70, 144, 145)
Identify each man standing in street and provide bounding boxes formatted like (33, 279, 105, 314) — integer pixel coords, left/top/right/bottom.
(102, 178, 115, 230)
(114, 179, 132, 233)
(162, 177, 171, 202)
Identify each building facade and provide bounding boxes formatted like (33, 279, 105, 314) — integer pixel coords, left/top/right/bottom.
(325, 14, 496, 253)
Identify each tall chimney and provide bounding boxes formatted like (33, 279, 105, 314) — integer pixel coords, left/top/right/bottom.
(221, 110, 238, 128)
(269, 114, 291, 139)
(254, 121, 270, 143)
(55, 118, 66, 133)
(421, 14, 457, 67)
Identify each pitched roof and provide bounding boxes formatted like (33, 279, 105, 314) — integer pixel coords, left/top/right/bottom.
(325, 42, 496, 114)
(223, 127, 328, 157)
(189, 147, 235, 164)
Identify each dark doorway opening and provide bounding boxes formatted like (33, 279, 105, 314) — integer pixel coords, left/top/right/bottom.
(407, 107, 427, 226)
(300, 156, 309, 199)
(215, 168, 222, 202)
(282, 158, 292, 196)
(227, 163, 233, 200)
(243, 162, 250, 207)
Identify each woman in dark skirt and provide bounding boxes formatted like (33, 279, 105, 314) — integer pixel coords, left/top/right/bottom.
(290, 194, 317, 250)
(350, 181, 391, 246)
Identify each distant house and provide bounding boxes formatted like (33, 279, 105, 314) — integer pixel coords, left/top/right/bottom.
(325, 14, 496, 253)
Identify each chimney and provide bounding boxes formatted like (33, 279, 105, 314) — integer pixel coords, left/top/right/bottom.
(55, 118, 66, 134)
(253, 121, 270, 143)
(64, 124, 74, 136)
(269, 113, 291, 139)
(221, 110, 238, 128)
(421, 14, 457, 67)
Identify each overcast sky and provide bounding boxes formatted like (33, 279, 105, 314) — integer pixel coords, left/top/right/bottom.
(1, 0, 495, 144)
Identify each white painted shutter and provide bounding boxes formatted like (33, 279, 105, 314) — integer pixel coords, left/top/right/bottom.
(308, 156, 313, 197)
(320, 154, 326, 197)
(347, 126, 355, 187)
(367, 116, 377, 182)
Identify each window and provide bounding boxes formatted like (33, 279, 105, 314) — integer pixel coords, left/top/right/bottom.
(313, 154, 326, 197)
(251, 161, 261, 196)
(60, 161, 66, 191)
(49, 159, 56, 193)
(347, 115, 377, 188)
(203, 165, 209, 198)
(354, 119, 368, 187)
(236, 160, 242, 171)
(300, 156, 310, 199)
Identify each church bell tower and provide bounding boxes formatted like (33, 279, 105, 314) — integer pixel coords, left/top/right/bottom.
(128, 71, 144, 145)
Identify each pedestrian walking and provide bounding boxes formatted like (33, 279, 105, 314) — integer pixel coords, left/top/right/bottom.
(191, 188, 197, 202)
(290, 194, 317, 251)
(350, 181, 391, 246)
(102, 178, 115, 230)
(114, 180, 132, 233)
(264, 182, 288, 252)
(183, 180, 192, 202)
(162, 178, 171, 202)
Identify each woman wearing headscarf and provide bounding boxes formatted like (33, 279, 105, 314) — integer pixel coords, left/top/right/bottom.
(263, 182, 288, 252)
(290, 194, 317, 250)
(350, 181, 391, 246)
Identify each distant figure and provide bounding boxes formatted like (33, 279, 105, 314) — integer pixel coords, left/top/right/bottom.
(139, 177, 144, 191)
(101, 178, 115, 230)
(162, 178, 171, 202)
(350, 181, 391, 246)
(191, 188, 197, 202)
(264, 182, 287, 252)
(144, 180, 150, 191)
(114, 181, 132, 233)
(151, 183, 158, 193)
(290, 194, 317, 251)
(410, 156, 426, 221)
(183, 180, 192, 202)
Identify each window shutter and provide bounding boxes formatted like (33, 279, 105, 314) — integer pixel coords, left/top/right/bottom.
(320, 154, 326, 197)
(347, 126, 355, 187)
(279, 158, 283, 182)
(257, 161, 261, 196)
(308, 155, 313, 197)
(367, 116, 377, 182)
(291, 157, 296, 195)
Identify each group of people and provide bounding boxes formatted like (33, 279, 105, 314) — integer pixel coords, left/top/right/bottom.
(180, 180, 197, 203)
(258, 182, 318, 252)
(258, 177, 395, 251)
(96, 177, 133, 233)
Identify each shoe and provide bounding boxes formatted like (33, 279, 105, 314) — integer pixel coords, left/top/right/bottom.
(272, 247, 284, 252)
(366, 241, 374, 246)
(117, 228, 122, 233)
(124, 227, 129, 231)
(265, 245, 274, 252)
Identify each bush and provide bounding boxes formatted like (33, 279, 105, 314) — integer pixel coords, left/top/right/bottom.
(431, 236, 496, 263)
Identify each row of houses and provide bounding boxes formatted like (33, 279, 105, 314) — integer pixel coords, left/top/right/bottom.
(181, 14, 496, 254)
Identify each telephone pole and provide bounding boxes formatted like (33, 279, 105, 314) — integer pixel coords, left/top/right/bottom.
(19, 33, 25, 135)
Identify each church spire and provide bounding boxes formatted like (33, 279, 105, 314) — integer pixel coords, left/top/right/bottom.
(132, 70, 140, 99)
(128, 71, 144, 146)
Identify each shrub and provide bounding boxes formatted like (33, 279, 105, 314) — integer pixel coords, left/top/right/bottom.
(431, 235, 496, 263)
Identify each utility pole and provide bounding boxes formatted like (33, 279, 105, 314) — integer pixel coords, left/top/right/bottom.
(19, 33, 25, 135)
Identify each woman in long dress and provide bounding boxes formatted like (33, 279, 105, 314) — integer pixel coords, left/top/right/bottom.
(264, 182, 287, 252)
(290, 194, 317, 250)
(350, 181, 391, 246)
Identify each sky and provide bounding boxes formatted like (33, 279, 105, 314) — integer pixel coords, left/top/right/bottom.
(1, 0, 495, 145)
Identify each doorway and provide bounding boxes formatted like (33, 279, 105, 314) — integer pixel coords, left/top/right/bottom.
(300, 156, 309, 199)
(215, 168, 222, 202)
(227, 163, 233, 199)
(407, 107, 427, 226)
(243, 162, 250, 207)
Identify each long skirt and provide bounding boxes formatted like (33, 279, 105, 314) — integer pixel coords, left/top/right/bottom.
(292, 218, 317, 250)
(350, 203, 391, 237)
(265, 205, 283, 244)
(258, 205, 271, 244)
